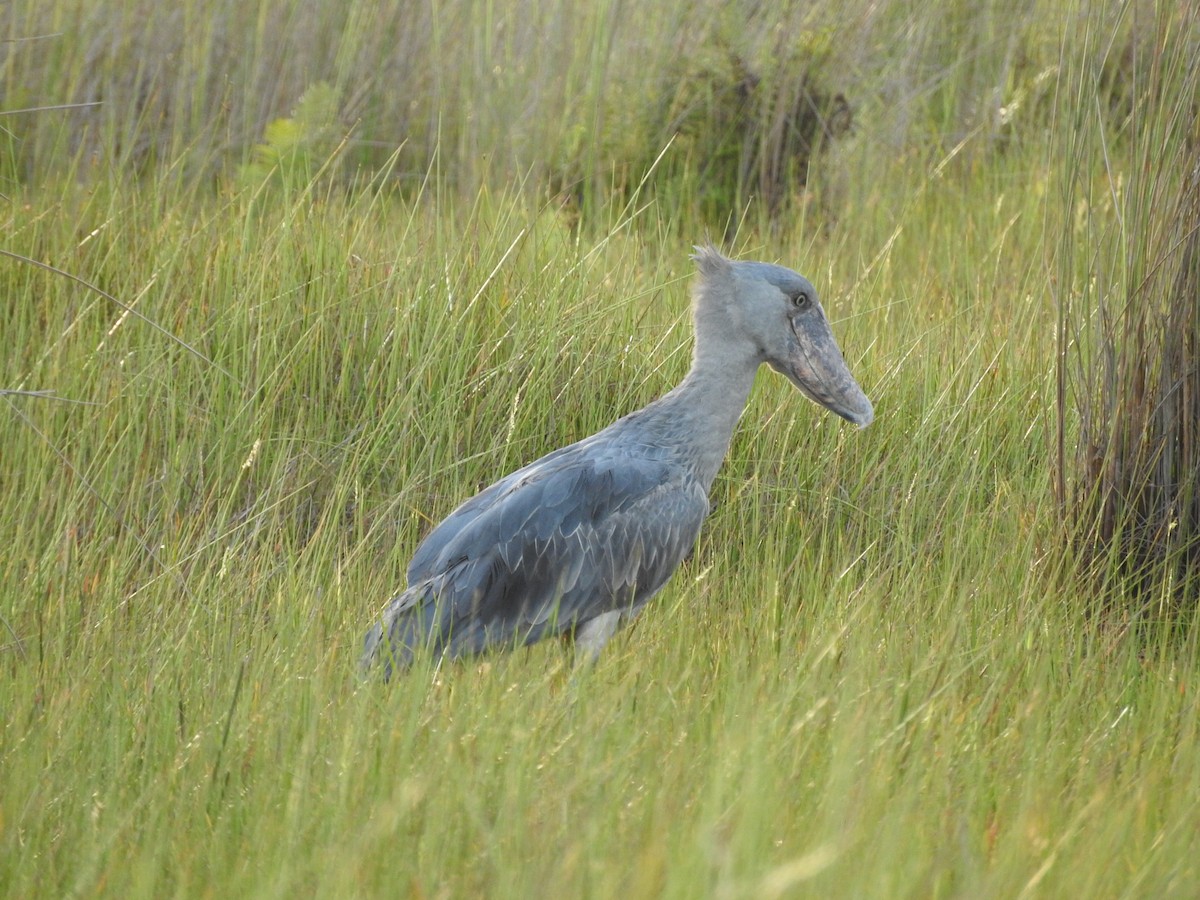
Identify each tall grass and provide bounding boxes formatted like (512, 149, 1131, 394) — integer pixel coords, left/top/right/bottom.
(3, 0, 1073, 218)
(1053, 5, 1200, 620)
(2, 0, 1199, 897)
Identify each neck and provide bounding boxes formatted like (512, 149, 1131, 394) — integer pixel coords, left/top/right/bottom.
(633, 341, 761, 492)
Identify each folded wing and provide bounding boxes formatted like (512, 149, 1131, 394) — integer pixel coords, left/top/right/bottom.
(362, 443, 709, 674)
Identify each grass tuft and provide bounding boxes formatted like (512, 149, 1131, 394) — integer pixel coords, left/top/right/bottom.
(1054, 4, 1200, 624)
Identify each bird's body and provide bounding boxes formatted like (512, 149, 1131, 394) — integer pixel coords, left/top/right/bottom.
(361, 246, 873, 677)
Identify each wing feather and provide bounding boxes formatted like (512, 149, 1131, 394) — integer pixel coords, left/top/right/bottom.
(365, 443, 709, 672)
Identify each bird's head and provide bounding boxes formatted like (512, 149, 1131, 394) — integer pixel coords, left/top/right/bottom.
(691, 245, 874, 427)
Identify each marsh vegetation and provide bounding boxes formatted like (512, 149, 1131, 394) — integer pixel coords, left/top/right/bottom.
(2, 0, 1197, 896)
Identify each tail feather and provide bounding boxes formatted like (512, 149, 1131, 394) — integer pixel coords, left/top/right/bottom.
(360, 581, 446, 680)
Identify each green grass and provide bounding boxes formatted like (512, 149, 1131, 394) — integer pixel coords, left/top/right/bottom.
(3, 1, 1199, 897)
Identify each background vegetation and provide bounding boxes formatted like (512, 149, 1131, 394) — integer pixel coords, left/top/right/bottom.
(2, 0, 1197, 896)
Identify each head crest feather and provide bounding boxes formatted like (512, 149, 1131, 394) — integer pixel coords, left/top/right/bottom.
(690, 243, 731, 279)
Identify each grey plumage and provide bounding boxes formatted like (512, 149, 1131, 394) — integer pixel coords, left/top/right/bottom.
(361, 245, 873, 678)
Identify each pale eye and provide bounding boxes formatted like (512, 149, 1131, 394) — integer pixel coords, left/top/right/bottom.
(791, 291, 811, 310)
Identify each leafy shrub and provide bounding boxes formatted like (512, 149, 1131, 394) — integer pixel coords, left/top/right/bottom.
(238, 82, 344, 192)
